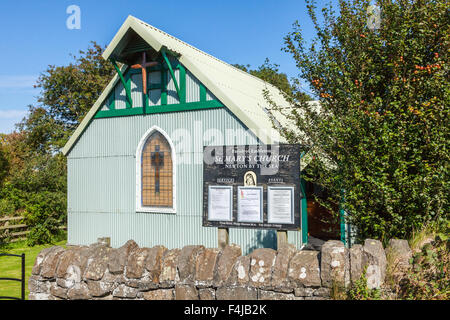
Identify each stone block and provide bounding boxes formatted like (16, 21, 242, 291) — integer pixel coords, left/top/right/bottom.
(226, 256, 250, 286)
(125, 275, 159, 291)
(67, 282, 91, 300)
(248, 248, 277, 288)
(97, 237, 111, 247)
(258, 290, 300, 300)
(57, 264, 82, 288)
(28, 293, 54, 300)
(84, 247, 112, 281)
(214, 244, 241, 286)
(144, 245, 167, 284)
(102, 270, 122, 283)
(112, 284, 138, 299)
(216, 286, 257, 300)
(320, 240, 350, 288)
(68, 246, 92, 276)
(50, 283, 68, 299)
(288, 250, 321, 287)
(271, 243, 297, 291)
(108, 240, 139, 274)
(143, 289, 174, 300)
(126, 248, 151, 279)
(314, 287, 331, 297)
(175, 285, 199, 300)
(40, 246, 65, 279)
(55, 247, 80, 279)
(86, 280, 115, 297)
(349, 244, 363, 283)
(362, 239, 387, 289)
(199, 288, 216, 300)
(28, 275, 51, 293)
(32, 247, 58, 276)
(160, 248, 180, 287)
(177, 245, 205, 283)
(195, 248, 220, 286)
(294, 287, 314, 297)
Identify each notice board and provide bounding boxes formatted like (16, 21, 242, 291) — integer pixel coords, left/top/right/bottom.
(202, 144, 302, 230)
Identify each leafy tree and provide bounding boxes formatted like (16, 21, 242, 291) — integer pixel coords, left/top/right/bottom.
(0, 42, 115, 243)
(0, 108, 67, 242)
(234, 58, 312, 101)
(271, 0, 449, 241)
(0, 142, 8, 186)
(0, 132, 27, 217)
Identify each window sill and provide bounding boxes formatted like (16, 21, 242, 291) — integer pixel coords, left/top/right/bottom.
(136, 206, 176, 214)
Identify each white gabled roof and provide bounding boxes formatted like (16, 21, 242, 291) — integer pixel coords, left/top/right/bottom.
(62, 15, 296, 156)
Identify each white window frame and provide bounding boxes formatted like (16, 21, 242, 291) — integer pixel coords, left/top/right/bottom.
(136, 125, 176, 214)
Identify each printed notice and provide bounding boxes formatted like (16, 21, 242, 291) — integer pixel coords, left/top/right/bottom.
(237, 186, 263, 223)
(268, 187, 294, 224)
(208, 186, 233, 221)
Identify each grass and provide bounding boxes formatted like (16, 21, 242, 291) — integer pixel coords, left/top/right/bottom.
(0, 239, 66, 300)
(408, 222, 439, 252)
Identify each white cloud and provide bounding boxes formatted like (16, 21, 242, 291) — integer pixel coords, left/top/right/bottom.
(0, 109, 28, 119)
(0, 75, 38, 88)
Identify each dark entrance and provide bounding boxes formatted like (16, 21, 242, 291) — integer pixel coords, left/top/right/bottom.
(305, 181, 340, 241)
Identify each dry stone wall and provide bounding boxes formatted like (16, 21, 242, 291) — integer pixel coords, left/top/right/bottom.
(28, 238, 410, 300)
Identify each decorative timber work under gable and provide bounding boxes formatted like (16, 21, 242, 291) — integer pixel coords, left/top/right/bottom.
(94, 51, 224, 119)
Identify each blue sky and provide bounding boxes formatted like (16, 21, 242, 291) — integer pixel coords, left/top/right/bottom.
(0, 0, 318, 134)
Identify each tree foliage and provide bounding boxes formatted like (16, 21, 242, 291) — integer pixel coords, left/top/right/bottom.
(34, 42, 115, 149)
(274, 0, 449, 241)
(0, 42, 115, 245)
(0, 142, 8, 186)
(234, 58, 312, 101)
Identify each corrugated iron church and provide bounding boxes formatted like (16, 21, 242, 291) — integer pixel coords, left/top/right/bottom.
(62, 16, 341, 254)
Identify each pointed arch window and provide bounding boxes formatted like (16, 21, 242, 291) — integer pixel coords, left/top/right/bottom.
(136, 126, 176, 213)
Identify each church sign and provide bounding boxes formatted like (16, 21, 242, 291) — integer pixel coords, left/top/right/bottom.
(202, 144, 302, 230)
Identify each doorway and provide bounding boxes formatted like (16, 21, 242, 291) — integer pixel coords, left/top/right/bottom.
(305, 181, 340, 241)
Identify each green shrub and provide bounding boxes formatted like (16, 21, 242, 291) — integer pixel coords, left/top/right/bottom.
(26, 223, 55, 246)
(397, 233, 449, 300)
(0, 198, 16, 217)
(347, 268, 381, 300)
(23, 191, 66, 246)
